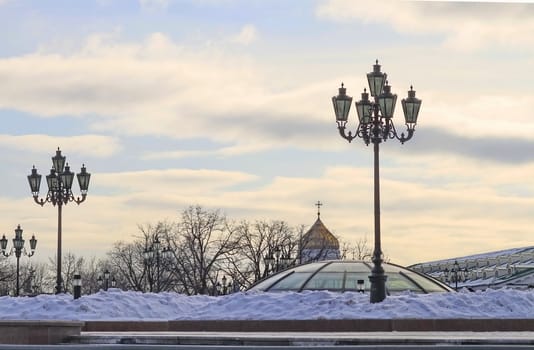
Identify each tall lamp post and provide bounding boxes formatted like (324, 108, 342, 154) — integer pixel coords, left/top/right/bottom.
(27, 148, 91, 294)
(0, 225, 37, 296)
(332, 60, 422, 303)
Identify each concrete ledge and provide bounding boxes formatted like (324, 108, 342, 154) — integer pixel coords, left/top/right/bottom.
(83, 320, 168, 332)
(82, 319, 534, 332)
(0, 320, 84, 344)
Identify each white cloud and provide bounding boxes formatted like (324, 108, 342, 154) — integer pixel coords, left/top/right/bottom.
(230, 24, 258, 45)
(316, 0, 534, 51)
(1, 29, 533, 161)
(0, 134, 121, 158)
(0, 32, 343, 155)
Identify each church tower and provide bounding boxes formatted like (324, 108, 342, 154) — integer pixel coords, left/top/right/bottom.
(300, 201, 340, 263)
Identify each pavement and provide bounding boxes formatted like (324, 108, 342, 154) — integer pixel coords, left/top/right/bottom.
(69, 330, 534, 346)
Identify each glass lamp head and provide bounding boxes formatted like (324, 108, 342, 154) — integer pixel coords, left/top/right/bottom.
(355, 89, 373, 124)
(377, 81, 397, 119)
(52, 148, 66, 173)
(401, 86, 422, 125)
(366, 60, 387, 97)
(332, 83, 353, 124)
(77, 164, 91, 194)
(60, 164, 75, 191)
(28, 166, 42, 196)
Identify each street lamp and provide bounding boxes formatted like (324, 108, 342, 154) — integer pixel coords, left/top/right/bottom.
(27, 148, 91, 294)
(332, 60, 422, 303)
(444, 260, 467, 292)
(144, 237, 172, 292)
(0, 225, 37, 296)
(97, 269, 113, 291)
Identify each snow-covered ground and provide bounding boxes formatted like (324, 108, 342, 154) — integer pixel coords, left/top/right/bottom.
(0, 288, 533, 321)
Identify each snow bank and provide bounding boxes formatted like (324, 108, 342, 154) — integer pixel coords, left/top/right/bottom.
(0, 288, 533, 321)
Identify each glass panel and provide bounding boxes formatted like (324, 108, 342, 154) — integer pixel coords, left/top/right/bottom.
(385, 273, 422, 292)
(321, 262, 370, 272)
(250, 271, 292, 291)
(269, 272, 313, 291)
(344, 273, 370, 291)
(291, 262, 328, 273)
(403, 270, 449, 293)
(367, 75, 384, 97)
(380, 97, 396, 118)
(383, 264, 404, 273)
(302, 272, 344, 290)
(336, 100, 351, 121)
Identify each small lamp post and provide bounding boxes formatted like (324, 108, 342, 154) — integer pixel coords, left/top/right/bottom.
(28, 148, 90, 294)
(332, 60, 422, 303)
(73, 273, 82, 299)
(357, 279, 365, 293)
(0, 225, 37, 296)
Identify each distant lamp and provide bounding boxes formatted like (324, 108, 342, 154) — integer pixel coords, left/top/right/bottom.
(1, 225, 37, 296)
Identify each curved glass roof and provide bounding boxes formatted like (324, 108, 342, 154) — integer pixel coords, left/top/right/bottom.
(249, 260, 452, 294)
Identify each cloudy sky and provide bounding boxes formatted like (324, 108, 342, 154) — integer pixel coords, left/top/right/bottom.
(1, 0, 534, 266)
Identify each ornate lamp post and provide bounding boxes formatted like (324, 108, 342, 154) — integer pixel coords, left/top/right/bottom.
(97, 270, 113, 291)
(144, 236, 172, 292)
(27, 148, 91, 294)
(0, 225, 37, 296)
(444, 260, 467, 291)
(332, 60, 422, 303)
(264, 246, 294, 276)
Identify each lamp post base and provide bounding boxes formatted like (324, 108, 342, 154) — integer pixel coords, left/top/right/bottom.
(369, 272, 387, 303)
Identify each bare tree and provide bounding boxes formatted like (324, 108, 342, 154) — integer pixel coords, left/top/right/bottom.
(47, 252, 85, 294)
(141, 221, 176, 293)
(108, 238, 148, 292)
(0, 258, 14, 295)
(168, 205, 240, 295)
(222, 220, 304, 290)
(339, 235, 390, 262)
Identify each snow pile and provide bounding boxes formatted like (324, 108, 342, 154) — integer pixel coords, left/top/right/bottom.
(0, 288, 533, 321)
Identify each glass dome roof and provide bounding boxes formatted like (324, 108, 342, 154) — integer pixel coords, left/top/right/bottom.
(249, 260, 452, 294)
